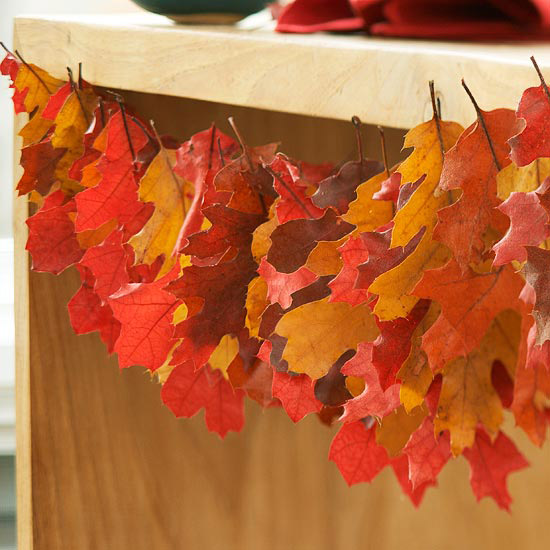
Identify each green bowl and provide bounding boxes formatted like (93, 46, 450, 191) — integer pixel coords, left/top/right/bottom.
(132, 0, 266, 16)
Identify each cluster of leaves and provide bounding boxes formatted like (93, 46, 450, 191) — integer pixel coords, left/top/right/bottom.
(4, 45, 550, 511)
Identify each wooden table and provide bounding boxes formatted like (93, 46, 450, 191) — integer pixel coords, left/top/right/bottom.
(13, 13, 550, 550)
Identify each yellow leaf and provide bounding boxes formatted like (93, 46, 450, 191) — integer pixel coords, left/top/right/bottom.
(376, 405, 427, 457)
(51, 88, 98, 149)
(305, 238, 345, 276)
(367, 118, 461, 321)
(245, 276, 269, 339)
(76, 219, 118, 249)
(276, 297, 379, 379)
(345, 376, 365, 397)
(391, 119, 463, 246)
(370, 234, 450, 320)
(208, 334, 239, 379)
(15, 64, 64, 146)
(435, 309, 521, 455)
(398, 302, 440, 412)
(15, 63, 63, 114)
(342, 172, 393, 233)
(496, 158, 550, 200)
(251, 216, 277, 263)
(130, 148, 192, 277)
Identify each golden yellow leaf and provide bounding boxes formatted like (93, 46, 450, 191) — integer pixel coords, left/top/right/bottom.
(496, 158, 550, 200)
(276, 297, 379, 379)
(251, 216, 277, 263)
(245, 276, 269, 339)
(435, 309, 521, 455)
(342, 172, 393, 233)
(370, 234, 450, 320)
(76, 219, 118, 249)
(305, 238, 345, 276)
(345, 376, 365, 397)
(376, 405, 427, 457)
(391, 119, 463, 246)
(398, 302, 440, 412)
(209, 334, 239, 379)
(130, 148, 192, 277)
(367, 118, 462, 321)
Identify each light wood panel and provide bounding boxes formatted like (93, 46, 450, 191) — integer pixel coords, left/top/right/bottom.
(14, 74, 550, 550)
(12, 13, 550, 130)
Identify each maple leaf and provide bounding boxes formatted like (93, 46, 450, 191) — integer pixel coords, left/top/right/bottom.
(369, 104, 462, 320)
(376, 405, 426, 458)
(390, 454, 434, 507)
(403, 417, 451, 489)
(17, 141, 66, 196)
(523, 246, 550, 345)
(161, 361, 245, 438)
(271, 370, 322, 422)
(509, 58, 550, 167)
(274, 297, 379, 379)
(329, 420, 389, 485)
(339, 342, 399, 422)
(68, 267, 121, 353)
(328, 235, 370, 306)
(75, 110, 149, 232)
(129, 138, 191, 277)
(341, 171, 393, 233)
(397, 302, 439, 412)
(435, 106, 517, 270)
(173, 126, 239, 250)
(257, 258, 317, 309)
(493, 180, 550, 266)
(26, 191, 83, 274)
(463, 429, 528, 511)
(79, 230, 130, 302)
(434, 310, 521, 454)
(414, 259, 524, 372)
(267, 209, 354, 274)
(108, 270, 180, 371)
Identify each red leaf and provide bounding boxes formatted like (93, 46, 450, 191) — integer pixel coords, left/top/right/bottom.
(161, 360, 211, 419)
(79, 230, 130, 302)
(329, 421, 389, 485)
(390, 454, 434, 507)
(108, 273, 180, 370)
(26, 194, 83, 274)
(340, 343, 400, 422)
(463, 429, 528, 511)
(258, 257, 318, 309)
(509, 84, 550, 166)
(75, 111, 148, 231)
(403, 417, 451, 489)
(272, 370, 322, 422)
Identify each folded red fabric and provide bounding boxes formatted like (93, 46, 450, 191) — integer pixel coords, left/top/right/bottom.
(276, 0, 550, 40)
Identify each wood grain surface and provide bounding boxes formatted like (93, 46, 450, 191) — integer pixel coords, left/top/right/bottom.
(14, 84, 550, 550)
(12, 13, 550, 130)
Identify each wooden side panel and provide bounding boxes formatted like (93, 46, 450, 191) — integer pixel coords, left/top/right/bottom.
(17, 94, 550, 550)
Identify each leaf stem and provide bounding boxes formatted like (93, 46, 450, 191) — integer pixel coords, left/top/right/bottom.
(66, 66, 90, 126)
(106, 92, 137, 169)
(461, 79, 500, 171)
(377, 125, 390, 177)
(14, 48, 52, 94)
(351, 115, 364, 164)
(78, 62, 83, 89)
(217, 136, 226, 167)
(208, 124, 216, 170)
(228, 116, 253, 170)
(531, 56, 550, 103)
(264, 165, 315, 219)
(430, 80, 445, 157)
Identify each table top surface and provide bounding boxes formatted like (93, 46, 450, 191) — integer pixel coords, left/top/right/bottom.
(13, 13, 550, 128)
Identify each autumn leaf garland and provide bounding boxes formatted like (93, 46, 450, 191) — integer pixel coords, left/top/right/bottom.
(4, 45, 550, 511)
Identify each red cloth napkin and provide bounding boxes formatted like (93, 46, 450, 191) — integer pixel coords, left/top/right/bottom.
(275, 0, 550, 40)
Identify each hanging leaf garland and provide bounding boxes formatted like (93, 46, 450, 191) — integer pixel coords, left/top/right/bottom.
(5, 44, 550, 511)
